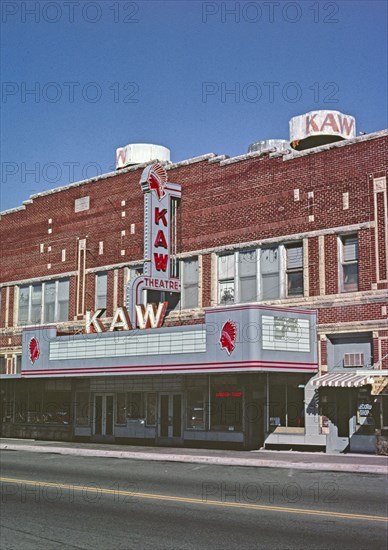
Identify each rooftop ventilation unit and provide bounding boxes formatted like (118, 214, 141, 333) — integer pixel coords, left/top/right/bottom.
(116, 143, 170, 170)
(248, 139, 290, 154)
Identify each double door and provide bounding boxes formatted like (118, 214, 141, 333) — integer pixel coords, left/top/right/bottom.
(158, 393, 183, 445)
(94, 394, 114, 438)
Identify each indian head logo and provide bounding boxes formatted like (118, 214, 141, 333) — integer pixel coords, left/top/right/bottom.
(29, 337, 40, 365)
(141, 163, 168, 201)
(219, 320, 237, 356)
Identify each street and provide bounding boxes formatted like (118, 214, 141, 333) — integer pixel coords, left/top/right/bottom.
(0, 450, 387, 549)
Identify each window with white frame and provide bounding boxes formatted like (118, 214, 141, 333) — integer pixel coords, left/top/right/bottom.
(18, 279, 69, 325)
(340, 234, 358, 292)
(238, 250, 258, 302)
(260, 247, 280, 300)
(95, 272, 108, 312)
(218, 253, 235, 304)
(217, 243, 304, 305)
(182, 257, 199, 309)
(286, 243, 304, 296)
(218, 250, 259, 305)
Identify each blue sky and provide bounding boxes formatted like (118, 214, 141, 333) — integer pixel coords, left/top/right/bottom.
(1, 0, 387, 210)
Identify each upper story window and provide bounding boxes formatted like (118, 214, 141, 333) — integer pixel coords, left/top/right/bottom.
(217, 243, 303, 305)
(95, 272, 108, 312)
(218, 254, 235, 305)
(18, 279, 69, 325)
(218, 250, 259, 305)
(181, 257, 199, 309)
(145, 257, 199, 312)
(286, 244, 304, 296)
(239, 250, 258, 303)
(260, 247, 279, 300)
(340, 234, 358, 292)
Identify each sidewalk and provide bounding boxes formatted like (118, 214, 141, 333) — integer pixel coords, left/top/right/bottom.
(1, 438, 387, 475)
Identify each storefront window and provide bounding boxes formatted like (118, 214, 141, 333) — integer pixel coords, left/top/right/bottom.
(15, 391, 28, 423)
(13, 388, 71, 424)
(42, 391, 71, 424)
(127, 392, 143, 419)
(146, 393, 157, 426)
(187, 389, 205, 430)
(2, 398, 14, 423)
(76, 392, 90, 426)
(268, 377, 306, 430)
(211, 389, 243, 432)
(382, 396, 388, 429)
(27, 390, 42, 423)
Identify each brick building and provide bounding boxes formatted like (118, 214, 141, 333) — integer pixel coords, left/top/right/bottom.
(0, 112, 387, 453)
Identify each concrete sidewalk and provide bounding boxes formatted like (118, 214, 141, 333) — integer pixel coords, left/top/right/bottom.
(1, 438, 387, 475)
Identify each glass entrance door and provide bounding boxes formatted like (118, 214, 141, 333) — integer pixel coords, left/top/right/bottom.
(158, 393, 183, 445)
(94, 394, 114, 438)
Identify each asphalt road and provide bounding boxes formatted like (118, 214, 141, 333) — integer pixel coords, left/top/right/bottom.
(0, 450, 387, 550)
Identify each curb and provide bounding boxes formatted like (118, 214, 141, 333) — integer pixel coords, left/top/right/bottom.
(1, 444, 387, 475)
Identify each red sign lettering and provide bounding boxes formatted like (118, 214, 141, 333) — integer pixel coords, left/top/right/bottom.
(154, 253, 169, 272)
(154, 208, 168, 226)
(338, 115, 354, 136)
(306, 113, 319, 133)
(154, 230, 168, 249)
(320, 113, 339, 133)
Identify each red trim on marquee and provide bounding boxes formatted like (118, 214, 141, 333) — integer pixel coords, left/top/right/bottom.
(21, 359, 318, 377)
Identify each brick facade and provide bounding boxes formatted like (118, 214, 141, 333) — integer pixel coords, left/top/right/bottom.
(0, 131, 387, 372)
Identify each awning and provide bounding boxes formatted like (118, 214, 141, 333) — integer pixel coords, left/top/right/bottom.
(312, 372, 375, 389)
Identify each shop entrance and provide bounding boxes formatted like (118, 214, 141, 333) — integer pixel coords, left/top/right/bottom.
(158, 393, 183, 446)
(94, 394, 114, 440)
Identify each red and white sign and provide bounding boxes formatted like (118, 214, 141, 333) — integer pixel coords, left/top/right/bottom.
(140, 163, 176, 280)
(219, 320, 237, 356)
(126, 163, 182, 328)
(290, 110, 356, 145)
(29, 337, 40, 364)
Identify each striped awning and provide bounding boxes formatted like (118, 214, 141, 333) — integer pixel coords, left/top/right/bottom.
(312, 372, 374, 389)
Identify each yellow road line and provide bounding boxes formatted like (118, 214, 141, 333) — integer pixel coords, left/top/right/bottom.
(1, 476, 387, 523)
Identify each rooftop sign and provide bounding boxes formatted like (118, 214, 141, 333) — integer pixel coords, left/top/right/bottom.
(290, 110, 356, 150)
